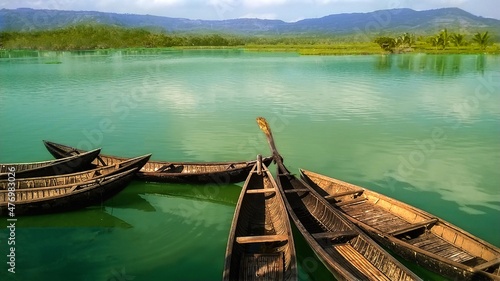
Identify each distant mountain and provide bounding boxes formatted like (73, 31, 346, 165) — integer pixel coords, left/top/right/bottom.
(1, 7, 499, 38)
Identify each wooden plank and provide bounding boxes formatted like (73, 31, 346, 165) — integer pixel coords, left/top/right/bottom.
(335, 197, 367, 207)
(240, 253, 283, 281)
(474, 258, 500, 271)
(388, 218, 438, 236)
(334, 244, 391, 281)
(284, 189, 309, 193)
(312, 230, 358, 240)
(246, 188, 275, 194)
(324, 189, 364, 201)
(236, 235, 288, 244)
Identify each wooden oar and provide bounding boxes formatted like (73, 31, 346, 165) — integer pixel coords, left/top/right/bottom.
(256, 117, 290, 175)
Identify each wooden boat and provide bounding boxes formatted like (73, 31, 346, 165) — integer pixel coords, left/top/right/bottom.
(255, 117, 421, 281)
(300, 169, 500, 281)
(43, 140, 273, 184)
(223, 155, 297, 281)
(0, 168, 140, 216)
(0, 154, 151, 190)
(0, 148, 101, 179)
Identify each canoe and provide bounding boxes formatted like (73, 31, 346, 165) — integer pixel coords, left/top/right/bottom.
(0, 154, 151, 190)
(255, 117, 421, 281)
(300, 169, 500, 281)
(0, 148, 101, 179)
(0, 168, 139, 216)
(223, 156, 297, 281)
(43, 140, 273, 184)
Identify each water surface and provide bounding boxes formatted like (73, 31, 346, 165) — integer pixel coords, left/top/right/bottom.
(1, 50, 499, 280)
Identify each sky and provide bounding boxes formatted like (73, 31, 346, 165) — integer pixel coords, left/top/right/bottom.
(1, 0, 499, 22)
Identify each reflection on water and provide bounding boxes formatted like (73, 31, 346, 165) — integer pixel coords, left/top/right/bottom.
(1, 50, 499, 280)
(476, 54, 486, 74)
(374, 53, 489, 76)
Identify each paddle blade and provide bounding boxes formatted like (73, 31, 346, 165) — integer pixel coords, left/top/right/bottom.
(256, 117, 273, 139)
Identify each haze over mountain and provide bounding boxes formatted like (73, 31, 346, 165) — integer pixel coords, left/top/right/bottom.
(1, 7, 499, 38)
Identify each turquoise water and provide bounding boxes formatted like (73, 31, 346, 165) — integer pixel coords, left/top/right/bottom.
(0, 50, 499, 280)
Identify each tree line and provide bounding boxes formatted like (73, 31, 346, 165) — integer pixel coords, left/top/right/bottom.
(0, 24, 246, 50)
(374, 29, 492, 53)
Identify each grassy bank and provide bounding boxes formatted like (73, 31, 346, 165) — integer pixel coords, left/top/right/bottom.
(1, 24, 499, 55)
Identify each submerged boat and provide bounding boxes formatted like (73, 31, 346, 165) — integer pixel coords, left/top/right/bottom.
(300, 169, 500, 281)
(43, 140, 273, 184)
(0, 148, 101, 179)
(256, 117, 421, 281)
(0, 168, 140, 216)
(223, 156, 297, 281)
(0, 154, 151, 190)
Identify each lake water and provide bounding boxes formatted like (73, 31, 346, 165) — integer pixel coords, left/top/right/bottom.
(0, 50, 499, 281)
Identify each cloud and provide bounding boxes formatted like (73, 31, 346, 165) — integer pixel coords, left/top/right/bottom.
(242, 0, 288, 8)
(239, 13, 278, 19)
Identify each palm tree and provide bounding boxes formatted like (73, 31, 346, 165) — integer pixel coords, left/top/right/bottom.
(438, 29, 450, 49)
(398, 32, 414, 48)
(472, 31, 490, 50)
(450, 33, 466, 47)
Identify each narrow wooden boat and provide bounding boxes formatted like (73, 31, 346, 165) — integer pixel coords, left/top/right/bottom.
(0, 168, 140, 216)
(256, 117, 421, 281)
(0, 148, 101, 179)
(0, 154, 151, 190)
(43, 140, 273, 184)
(300, 169, 500, 281)
(223, 155, 297, 281)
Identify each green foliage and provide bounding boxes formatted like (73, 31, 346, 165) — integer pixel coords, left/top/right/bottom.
(450, 33, 467, 46)
(0, 23, 497, 55)
(374, 33, 414, 53)
(472, 31, 490, 50)
(374, 37, 396, 52)
(0, 24, 245, 50)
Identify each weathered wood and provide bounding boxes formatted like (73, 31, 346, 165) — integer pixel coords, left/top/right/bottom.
(300, 168, 500, 281)
(236, 235, 289, 244)
(312, 230, 358, 240)
(388, 218, 439, 236)
(0, 154, 151, 190)
(474, 258, 500, 271)
(255, 117, 421, 281)
(284, 189, 309, 193)
(334, 197, 367, 207)
(0, 168, 142, 216)
(223, 160, 297, 281)
(240, 253, 284, 281)
(0, 148, 101, 179)
(324, 189, 364, 201)
(43, 140, 273, 184)
(246, 189, 276, 194)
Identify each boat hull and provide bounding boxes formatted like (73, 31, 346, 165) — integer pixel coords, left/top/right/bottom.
(223, 160, 297, 281)
(300, 168, 500, 281)
(0, 148, 101, 179)
(43, 140, 272, 184)
(0, 168, 138, 216)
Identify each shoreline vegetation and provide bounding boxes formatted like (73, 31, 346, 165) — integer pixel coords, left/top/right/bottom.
(0, 24, 498, 56)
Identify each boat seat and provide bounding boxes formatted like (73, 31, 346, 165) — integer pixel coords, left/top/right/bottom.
(388, 218, 438, 236)
(246, 188, 275, 194)
(324, 189, 364, 201)
(236, 235, 288, 244)
(473, 258, 500, 271)
(334, 197, 367, 207)
(284, 189, 309, 193)
(155, 164, 175, 172)
(312, 230, 358, 241)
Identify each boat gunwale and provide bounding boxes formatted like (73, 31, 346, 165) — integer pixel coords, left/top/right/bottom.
(299, 168, 500, 279)
(223, 160, 297, 281)
(276, 165, 422, 281)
